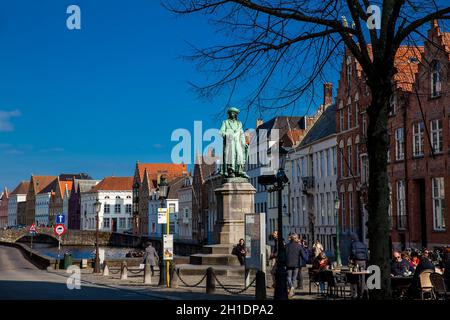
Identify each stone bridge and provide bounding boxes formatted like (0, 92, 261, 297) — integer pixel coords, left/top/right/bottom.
(0, 227, 143, 247)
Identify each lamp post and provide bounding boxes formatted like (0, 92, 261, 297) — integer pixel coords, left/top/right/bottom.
(334, 197, 342, 267)
(258, 145, 289, 300)
(94, 197, 102, 273)
(157, 176, 169, 287)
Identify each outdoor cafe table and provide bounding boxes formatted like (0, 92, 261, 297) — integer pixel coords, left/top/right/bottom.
(343, 270, 371, 299)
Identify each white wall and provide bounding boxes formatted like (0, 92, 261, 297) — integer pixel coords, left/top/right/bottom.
(288, 135, 337, 251)
(80, 191, 133, 232)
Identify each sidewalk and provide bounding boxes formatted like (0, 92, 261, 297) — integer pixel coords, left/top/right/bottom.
(47, 266, 335, 300)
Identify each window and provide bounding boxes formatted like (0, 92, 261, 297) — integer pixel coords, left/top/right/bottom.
(327, 149, 332, 177)
(332, 147, 337, 175)
(355, 102, 359, 127)
(128, 218, 133, 229)
(432, 177, 445, 230)
(340, 148, 345, 177)
(388, 182, 393, 229)
(347, 145, 352, 176)
(349, 192, 354, 232)
(125, 204, 132, 213)
(362, 114, 367, 137)
(103, 218, 110, 229)
(340, 109, 345, 131)
(387, 134, 391, 163)
(348, 105, 352, 129)
(301, 196, 306, 226)
(114, 204, 121, 214)
(389, 94, 397, 115)
(431, 60, 442, 98)
(397, 180, 406, 229)
(321, 194, 325, 225)
(413, 122, 425, 157)
(361, 155, 369, 185)
(119, 218, 126, 229)
(395, 128, 404, 160)
(326, 193, 332, 225)
(320, 151, 325, 178)
(431, 119, 443, 153)
(104, 204, 110, 214)
(346, 55, 352, 90)
(356, 144, 360, 175)
(169, 204, 176, 213)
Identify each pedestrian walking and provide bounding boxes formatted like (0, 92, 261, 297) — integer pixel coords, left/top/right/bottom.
(285, 233, 304, 297)
(143, 242, 159, 276)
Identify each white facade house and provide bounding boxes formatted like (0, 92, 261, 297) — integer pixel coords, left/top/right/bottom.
(7, 181, 29, 227)
(177, 176, 193, 240)
(80, 177, 133, 233)
(287, 104, 337, 254)
(35, 192, 52, 226)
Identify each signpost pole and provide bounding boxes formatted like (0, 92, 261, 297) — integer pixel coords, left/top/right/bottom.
(166, 210, 170, 287)
(30, 232, 33, 257)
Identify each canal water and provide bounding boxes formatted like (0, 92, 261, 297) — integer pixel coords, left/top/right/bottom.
(22, 243, 141, 260)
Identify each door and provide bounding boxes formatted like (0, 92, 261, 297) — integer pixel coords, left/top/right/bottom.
(417, 180, 427, 248)
(112, 218, 117, 232)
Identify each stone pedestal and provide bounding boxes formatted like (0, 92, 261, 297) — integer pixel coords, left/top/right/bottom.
(214, 181, 256, 245)
(176, 180, 256, 278)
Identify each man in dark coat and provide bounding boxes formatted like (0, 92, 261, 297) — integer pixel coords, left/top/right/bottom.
(285, 233, 305, 297)
(143, 242, 159, 276)
(391, 251, 414, 276)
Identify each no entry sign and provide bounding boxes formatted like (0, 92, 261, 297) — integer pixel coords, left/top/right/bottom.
(54, 224, 67, 237)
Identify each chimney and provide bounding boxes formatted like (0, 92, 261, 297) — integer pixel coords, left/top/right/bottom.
(323, 83, 333, 107)
(256, 118, 264, 128)
(428, 19, 441, 39)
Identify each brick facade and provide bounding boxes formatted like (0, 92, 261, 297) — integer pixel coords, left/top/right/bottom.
(336, 21, 450, 251)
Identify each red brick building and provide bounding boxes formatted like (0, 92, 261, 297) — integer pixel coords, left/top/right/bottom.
(336, 21, 450, 252)
(131, 162, 188, 236)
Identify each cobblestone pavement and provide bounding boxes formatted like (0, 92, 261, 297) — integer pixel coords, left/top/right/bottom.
(48, 266, 346, 300)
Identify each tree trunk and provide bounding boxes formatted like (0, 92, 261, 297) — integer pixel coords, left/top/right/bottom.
(366, 81, 392, 300)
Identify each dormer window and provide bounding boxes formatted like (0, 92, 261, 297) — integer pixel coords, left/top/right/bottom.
(431, 60, 442, 98)
(346, 56, 352, 90)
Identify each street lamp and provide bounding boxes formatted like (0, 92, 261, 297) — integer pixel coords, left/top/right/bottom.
(157, 175, 169, 287)
(94, 197, 102, 273)
(258, 144, 289, 300)
(334, 197, 342, 267)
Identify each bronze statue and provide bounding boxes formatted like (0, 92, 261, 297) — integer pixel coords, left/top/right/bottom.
(220, 107, 249, 179)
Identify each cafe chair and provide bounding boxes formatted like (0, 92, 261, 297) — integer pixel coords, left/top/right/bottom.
(419, 270, 436, 300)
(323, 270, 346, 299)
(429, 272, 449, 300)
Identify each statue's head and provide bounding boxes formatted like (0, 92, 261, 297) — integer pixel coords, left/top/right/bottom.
(227, 107, 240, 120)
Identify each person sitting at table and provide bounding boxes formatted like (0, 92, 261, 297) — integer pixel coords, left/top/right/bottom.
(443, 249, 450, 290)
(391, 251, 414, 277)
(312, 252, 329, 294)
(410, 252, 420, 269)
(414, 249, 435, 275)
(408, 249, 436, 299)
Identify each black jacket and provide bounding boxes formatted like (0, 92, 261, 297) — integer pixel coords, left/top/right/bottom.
(285, 242, 305, 268)
(391, 259, 414, 276)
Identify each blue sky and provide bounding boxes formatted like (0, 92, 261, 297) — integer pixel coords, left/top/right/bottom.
(0, 0, 338, 189)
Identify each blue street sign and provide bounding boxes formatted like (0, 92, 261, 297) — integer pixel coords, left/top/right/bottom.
(56, 214, 65, 224)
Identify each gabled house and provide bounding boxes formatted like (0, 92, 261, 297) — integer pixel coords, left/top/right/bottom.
(8, 181, 29, 226)
(25, 176, 57, 225)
